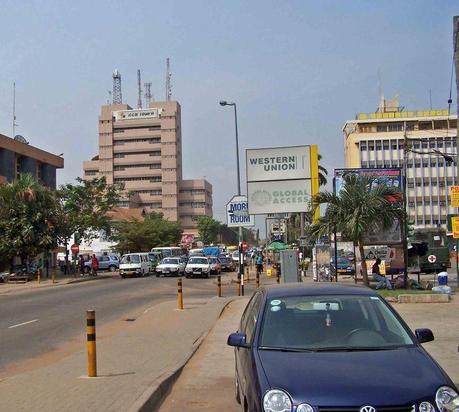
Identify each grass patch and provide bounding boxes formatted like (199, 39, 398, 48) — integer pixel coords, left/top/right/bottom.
(376, 289, 434, 298)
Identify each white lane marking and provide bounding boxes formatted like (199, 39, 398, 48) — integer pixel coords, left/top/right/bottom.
(8, 319, 38, 329)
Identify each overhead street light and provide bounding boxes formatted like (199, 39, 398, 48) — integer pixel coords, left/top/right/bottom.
(220, 99, 244, 295)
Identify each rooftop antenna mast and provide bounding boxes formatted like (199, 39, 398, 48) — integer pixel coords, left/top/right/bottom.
(112, 69, 122, 104)
(144, 82, 152, 106)
(165, 58, 172, 101)
(137, 69, 142, 109)
(12, 82, 17, 138)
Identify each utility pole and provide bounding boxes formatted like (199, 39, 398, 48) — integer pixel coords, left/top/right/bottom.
(453, 16, 459, 287)
(12, 82, 17, 138)
(137, 69, 142, 109)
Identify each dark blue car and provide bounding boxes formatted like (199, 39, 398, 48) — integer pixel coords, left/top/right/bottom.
(228, 284, 458, 412)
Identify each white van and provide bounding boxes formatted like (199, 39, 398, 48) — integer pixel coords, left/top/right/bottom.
(119, 253, 151, 278)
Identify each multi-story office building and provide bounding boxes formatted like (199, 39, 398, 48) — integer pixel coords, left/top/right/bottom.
(83, 101, 212, 236)
(0, 133, 64, 188)
(343, 98, 457, 229)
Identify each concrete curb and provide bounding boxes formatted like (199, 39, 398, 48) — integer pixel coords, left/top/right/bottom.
(129, 297, 237, 412)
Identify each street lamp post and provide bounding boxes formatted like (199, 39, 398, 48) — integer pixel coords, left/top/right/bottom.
(220, 100, 244, 295)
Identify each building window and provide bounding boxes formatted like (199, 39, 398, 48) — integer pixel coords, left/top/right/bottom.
(376, 125, 387, 132)
(85, 170, 98, 176)
(388, 123, 403, 132)
(375, 142, 382, 150)
(360, 144, 367, 151)
(383, 141, 389, 150)
(391, 142, 397, 150)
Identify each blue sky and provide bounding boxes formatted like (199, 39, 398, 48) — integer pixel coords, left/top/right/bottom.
(0, 0, 457, 223)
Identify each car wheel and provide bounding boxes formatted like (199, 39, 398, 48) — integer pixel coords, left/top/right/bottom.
(109, 265, 116, 272)
(206, 272, 210, 279)
(185, 274, 190, 279)
(235, 370, 241, 404)
(84, 267, 90, 274)
(120, 274, 125, 279)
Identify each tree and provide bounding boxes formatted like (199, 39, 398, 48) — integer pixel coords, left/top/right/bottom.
(197, 216, 221, 245)
(56, 177, 122, 268)
(0, 174, 60, 268)
(318, 154, 328, 187)
(307, 174, 404, 286)
(111, 212, 182, 254)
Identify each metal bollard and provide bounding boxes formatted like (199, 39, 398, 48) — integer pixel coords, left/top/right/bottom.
(217, 275, 222, 297)
(245, 265, 250, 282)
(177, 278, 184, 310)
(256, 272, 260, 288)
(237, 278, 241, 296)
(86, 310, 97, 377)
(52, 270, 56, 284)
(276, 271, 280, 284)
(37, 268, 41, 284)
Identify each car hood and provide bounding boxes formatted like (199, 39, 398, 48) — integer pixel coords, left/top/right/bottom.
(258, 347, 450, 405)
(158, 264, 179, 269)
(186, 264, 209, 268)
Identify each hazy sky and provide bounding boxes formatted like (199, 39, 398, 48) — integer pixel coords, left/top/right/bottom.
(0, 1, 457, 223)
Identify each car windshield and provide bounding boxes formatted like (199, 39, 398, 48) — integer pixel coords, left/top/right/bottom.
(210, 258, 218, 263)
(121, 255, 140, 264)
(189, 258, 208, 265)
(220, 257, 230, 263)
(162, 258, 178, 264)
(259, 294, 414, 351)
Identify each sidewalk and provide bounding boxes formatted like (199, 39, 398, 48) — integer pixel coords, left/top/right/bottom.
(0, 295, 233, 411)
(0, 272, 115, 295)
(159, 287, 459, 411)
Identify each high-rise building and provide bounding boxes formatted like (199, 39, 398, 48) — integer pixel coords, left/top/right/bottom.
(0, 133, 64, 188)
(343, 98, 457, 229)
(83, 101, 212, 236)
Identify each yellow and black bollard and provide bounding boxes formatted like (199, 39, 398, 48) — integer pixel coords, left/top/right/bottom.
(86, 310, 97, 377)
(256, 271, 260, 288)
(217, 275, 222, 298)
(177, 278, 184, 310)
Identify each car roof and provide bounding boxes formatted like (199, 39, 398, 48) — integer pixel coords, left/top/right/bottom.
(260, 283, 378, 298)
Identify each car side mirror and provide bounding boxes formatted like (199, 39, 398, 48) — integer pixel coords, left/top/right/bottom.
(415, 328, 434, 344)
(227, 332, 250, 348)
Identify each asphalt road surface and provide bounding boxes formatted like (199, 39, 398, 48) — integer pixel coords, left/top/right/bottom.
(0, 273, 244, 372)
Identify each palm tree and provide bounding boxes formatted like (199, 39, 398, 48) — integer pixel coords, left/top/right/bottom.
(318, 154, 328, 187)
(307, 174, 404, 286)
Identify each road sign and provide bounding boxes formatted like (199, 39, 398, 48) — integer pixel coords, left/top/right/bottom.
(71, 244, 79, 254)
(226, 195, 255, 227)
(451, 186, 459, 208)
(452, 216, 459, 239)
(427, 255, 437, 264)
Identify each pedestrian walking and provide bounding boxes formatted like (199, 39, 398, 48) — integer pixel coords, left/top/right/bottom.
(91, 254, 99, 276)
(372, 258, 392, 290)
(79, 255, 86, 276)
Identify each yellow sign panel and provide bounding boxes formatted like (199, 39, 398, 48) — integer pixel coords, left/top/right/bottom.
(452, 217, 459, 239)
(450, 186, 459, 208)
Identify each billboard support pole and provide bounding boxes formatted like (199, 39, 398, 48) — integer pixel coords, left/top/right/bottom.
(333, 176, 338, 282)
(402, 129, 409, 289)
(453, 16, 459, 288)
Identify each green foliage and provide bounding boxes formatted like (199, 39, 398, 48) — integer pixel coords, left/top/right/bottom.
(307, 174, 404, 285)
(0, 174, 59, 261)
(111, 212, 182, 254)
(197, 216, 221, 245)
(56, 177, 122, 246)
(318, 154, 328, 187)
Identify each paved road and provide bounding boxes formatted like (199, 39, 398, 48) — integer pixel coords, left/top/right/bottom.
(0, 273, 239, 371)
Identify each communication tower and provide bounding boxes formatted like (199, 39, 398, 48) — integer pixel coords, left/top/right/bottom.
(137, 69, 142, 109)
(144, 82, 153, 106)
(112, 69, 122, 104)
(165, 58, 172, 101)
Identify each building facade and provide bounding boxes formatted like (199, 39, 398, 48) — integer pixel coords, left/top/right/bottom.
(343, 99, 457, 229)
(0, 133, 64, 188)
(83, 101, 212, 236)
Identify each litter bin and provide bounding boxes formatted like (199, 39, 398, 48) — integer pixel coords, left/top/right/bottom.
(437, 271, 448, 286)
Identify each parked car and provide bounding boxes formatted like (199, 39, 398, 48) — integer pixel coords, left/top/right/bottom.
(228, 283, 458, 411)
(231, 250, 240, 264)
(330, 256, 355, 276)
(209, 257, 222, 275)
(219, 256, 235, 272)
(119, 253, 151, 278)
(84, 255, 119, 273)
(156, 257, 186, 277)
(184, 256, 212, 278)
(0, 271, 9, 283)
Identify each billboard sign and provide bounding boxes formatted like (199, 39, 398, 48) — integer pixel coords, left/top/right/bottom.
(226, 195, 255, 227)
(450, 186, 459, 208)
(334, 168, 403, 245)
(248, 179, 312, 214)
(246, 146, 311, 182)
(114, 108, 162, 121)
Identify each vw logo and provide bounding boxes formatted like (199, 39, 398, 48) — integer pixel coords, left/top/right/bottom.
(360, 406, 376, 412)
